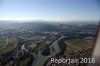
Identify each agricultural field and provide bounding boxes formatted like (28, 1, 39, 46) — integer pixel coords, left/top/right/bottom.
(0, 37, 7, 49)
(68, 38, 86, 46)
(64, 37, 94, 59)
(29, 36, 41, 41)
(0, 37, 17, 59)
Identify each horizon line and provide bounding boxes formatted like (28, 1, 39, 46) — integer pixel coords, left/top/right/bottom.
(0, 19, 99, 22)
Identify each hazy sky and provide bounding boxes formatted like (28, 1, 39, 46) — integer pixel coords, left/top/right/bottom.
(0, 0, 100, 21)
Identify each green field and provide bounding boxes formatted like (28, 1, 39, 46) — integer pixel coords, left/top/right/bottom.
(36, 43, 47, 52)
(68, 38, 86, 46)
(29, 36, 41, 41)
(0, 37, 16, 59)
(0, 37, 7, 49)
(19, 57, 31, 66)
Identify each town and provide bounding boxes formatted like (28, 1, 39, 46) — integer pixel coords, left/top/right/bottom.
(0, 21, 98, 66)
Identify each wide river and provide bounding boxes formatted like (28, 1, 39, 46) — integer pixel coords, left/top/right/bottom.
(21, 35, 66, 66)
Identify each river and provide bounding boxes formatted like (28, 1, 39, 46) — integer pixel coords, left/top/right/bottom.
(21, 35, 66, 66)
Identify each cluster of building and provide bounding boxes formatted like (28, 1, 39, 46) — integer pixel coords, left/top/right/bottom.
(26, 31, 59, 51)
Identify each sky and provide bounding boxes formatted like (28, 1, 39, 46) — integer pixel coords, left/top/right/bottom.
(0, 0, 100, 22)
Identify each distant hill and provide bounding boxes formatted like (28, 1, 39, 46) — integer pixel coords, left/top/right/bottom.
(0, 20, 99, 31)
(0, 21, 58, 31)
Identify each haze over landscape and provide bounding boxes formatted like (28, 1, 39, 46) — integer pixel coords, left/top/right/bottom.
(0, 0, 100, 66)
